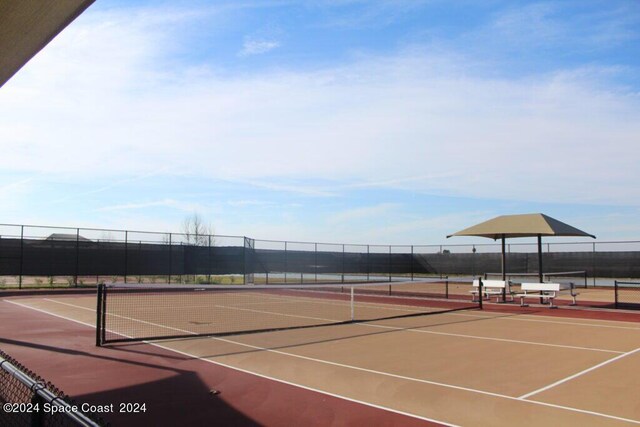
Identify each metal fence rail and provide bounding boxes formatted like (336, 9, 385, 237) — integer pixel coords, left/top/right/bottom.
(0, 350, 104, 426)
(2, 223, 640, 288)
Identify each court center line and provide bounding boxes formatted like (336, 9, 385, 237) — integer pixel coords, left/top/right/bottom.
(40, 298, 627, 355)
(45, 297, 342, 328)
(51, 290, 640, 330)
(265, 293, 640, 331)
(9, 299, 640, 425)
(359, 323, 624, 354)
(3, 300, 457, 427)
(263, 294, 632, 335)
(202, 335, 640, 425)
(446, 311, 640, 330)
(518, 346, 640, 400)
(41, 298, 623, 354)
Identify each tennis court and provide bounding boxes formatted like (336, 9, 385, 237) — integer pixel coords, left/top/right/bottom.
(2, 280, 640, 426)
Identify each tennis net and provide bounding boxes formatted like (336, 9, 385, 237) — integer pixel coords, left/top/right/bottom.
(96, 279, 479, 346)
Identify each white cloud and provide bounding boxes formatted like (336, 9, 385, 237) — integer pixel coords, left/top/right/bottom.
(1, 5, 640, 213)
(94, 199, 207, 213)
(488, 3, 640, 51)
(327, 203, 399, 225)
(239, 38, 280, 56)
(226, 200, 273, 207)
(0, 177, 36, 212)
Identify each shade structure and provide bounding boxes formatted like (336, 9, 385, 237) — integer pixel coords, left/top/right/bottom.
(447, 213, 595, 300)
(447, 213, 595, 241)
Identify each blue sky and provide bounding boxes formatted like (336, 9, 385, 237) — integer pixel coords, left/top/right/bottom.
(1, 0, 640, 245)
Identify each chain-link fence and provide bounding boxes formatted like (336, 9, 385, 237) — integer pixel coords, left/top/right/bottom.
(614, 281, 640, 309)
(0, 225, 246, 288)
(0, 350, 104, 426)
(2, 223, 640, 289)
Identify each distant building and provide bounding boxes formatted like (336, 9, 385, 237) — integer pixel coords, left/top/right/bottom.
(46, 233, 92, 242)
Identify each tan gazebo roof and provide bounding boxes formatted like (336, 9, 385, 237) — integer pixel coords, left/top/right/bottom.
(447, 213, 595, 240)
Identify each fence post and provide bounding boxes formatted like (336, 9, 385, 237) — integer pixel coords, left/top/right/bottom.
(96, 284, 104, 346)
(478, 278, 483, 310)
(284, 241, 288, 284)
(592, 242, 596, 287)
(208, 234, 212, 284)
(19, 225, 24, 289)
(367, 245, 370, 282)
(411, 245, 414, 281)
(341, 244, 345, 284)
(168, 233, 172, 284)
(614, 280, 618, 309)
(124, 230, 128, 284)
(74, 228, 80, 287)
(388, 245, 392, 282)
(445, 276, 449, 299)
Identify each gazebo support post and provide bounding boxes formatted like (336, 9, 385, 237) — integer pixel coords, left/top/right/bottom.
(538, 234, 544, 304)
(537, 234, 543, 283)
(501, 234, 506, 302)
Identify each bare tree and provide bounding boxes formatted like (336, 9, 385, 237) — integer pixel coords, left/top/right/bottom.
(99, 231, 115, 243)
(181, 213, 214, 246)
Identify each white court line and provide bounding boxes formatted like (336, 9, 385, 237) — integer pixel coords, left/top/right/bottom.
(359, 323, 623, 354)
(46, 297, 341, 326)
(4, 300, 457, 427)
(28, 288, 640, 330)
(6, 299, 640, 425)
(42, 297, 622, 354)
(253, 293, 640, 331)
(43, 298, 198, 336)
(519, 346, 640, 400)
(445, 311, 640, 330)
(91, 286, 640, 331)
(6, 300, 97, 329)
(212, 304, 338, 322)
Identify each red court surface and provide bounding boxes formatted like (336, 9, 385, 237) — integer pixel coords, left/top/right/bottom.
(2, 287, 640, 426)
(0, 297, 436, 426)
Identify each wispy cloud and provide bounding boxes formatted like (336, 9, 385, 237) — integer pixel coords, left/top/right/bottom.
(0, 177, 35, 195)
(2, 9, 639, 207)
(49, 168, 176, 205)
(310, 0, 432, 29)
(2, 3, 640, 243)
(327, 203, 399, 225)
(239, 38, 280, 56)
(487, 2, 640, 52)
(94, 199, 207, 213)
(226, 200, 274, 207)
(0, 177, 36, 211)
(239, 180, 338, 197)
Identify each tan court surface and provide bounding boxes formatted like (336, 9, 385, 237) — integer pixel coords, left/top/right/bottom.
(7, 293, 640, 426)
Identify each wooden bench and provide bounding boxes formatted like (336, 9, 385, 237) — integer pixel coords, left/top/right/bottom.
(471, 279, 513, 303)
(514, 282, 578, 308)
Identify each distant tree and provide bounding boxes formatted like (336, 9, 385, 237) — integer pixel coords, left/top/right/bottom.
(100, 231, 115, 242)
(178, 213, 215, 284)
(181, 213, 214, 246)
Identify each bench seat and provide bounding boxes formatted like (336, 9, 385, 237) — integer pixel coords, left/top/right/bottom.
(515, 282, 578, 308)
(470, 279, 513, 303)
